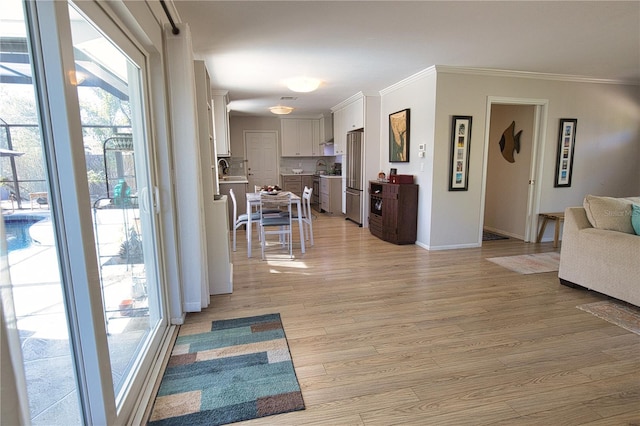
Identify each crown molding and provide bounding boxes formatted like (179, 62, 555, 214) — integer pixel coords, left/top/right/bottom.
(379, 66, 437, 95)
(434, 65, 638, 86)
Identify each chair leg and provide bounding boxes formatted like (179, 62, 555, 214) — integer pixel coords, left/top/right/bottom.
(233, 226, 237, 251)
(308, 219, 314, 246)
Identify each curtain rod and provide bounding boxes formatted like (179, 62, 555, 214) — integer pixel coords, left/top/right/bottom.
(159, 0, 180, 35)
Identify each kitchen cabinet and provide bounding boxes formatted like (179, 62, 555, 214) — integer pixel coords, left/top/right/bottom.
(344, 97, 364, 130)
(212, 90, 231, 157)
(194, 61, 217, 194)
(281, 174, 314, 197)
(320, 176, 342, 215)
(332, 96, 367, 156)
(195, 60, 233, 297)
(281, 118, 320, 157)
(369, 181, 418, 244)
(332, 110, 345, 155)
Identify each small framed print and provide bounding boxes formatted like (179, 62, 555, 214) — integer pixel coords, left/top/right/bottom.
(449, 116, 472, 191)
(554, 118, 577, 187)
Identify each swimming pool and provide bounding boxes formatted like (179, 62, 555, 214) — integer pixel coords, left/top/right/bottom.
(3, 214, 49, 252)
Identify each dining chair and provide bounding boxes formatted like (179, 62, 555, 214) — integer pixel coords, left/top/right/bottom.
(301, 186, 314, 246)
(229, 188, 259, 252)
(259, 192, 293, 259)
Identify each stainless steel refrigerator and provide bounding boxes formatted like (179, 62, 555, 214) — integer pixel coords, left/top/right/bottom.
(346, 130, 363, 226)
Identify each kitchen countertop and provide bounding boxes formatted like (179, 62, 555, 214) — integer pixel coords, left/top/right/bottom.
(280, 173, 315, 176)
(320, 175, 342, 179)
(219, 177, 249, 184)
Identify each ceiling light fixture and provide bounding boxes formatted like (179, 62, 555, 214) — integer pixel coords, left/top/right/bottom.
(269, 105, 294, 115)
(286, 77, 321, 93)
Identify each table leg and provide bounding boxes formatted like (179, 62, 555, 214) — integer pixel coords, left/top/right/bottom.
(553, 218, 560, 248)
(536, 216, 549, 243)
(246, 199, 252, 258)
(297, 199, 305, 254)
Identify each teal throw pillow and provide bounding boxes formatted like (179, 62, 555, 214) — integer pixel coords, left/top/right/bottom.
(632, 204, 640, 235)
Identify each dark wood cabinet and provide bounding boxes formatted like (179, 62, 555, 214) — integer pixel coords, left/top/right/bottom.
(369, 181, 418, 244)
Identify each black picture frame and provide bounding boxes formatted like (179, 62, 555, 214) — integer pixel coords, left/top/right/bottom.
(448, 115, 472, 191)
(554, 118, 577, 187)
(389, 109, 410, 162)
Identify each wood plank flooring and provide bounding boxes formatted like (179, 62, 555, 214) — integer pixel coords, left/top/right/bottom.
(180, 213, 640, 425)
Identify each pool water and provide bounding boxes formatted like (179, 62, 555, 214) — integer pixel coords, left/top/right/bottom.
(3, 217, 44, 252)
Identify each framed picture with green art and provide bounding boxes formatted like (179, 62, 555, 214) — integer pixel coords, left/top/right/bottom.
(389, 109, 410, 162)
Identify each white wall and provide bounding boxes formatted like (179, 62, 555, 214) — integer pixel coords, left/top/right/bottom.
(429, 67, 640, 249)
(484, 104, 535, 239)
(379, 66, 640, 249)
(379, 69, 437, 246)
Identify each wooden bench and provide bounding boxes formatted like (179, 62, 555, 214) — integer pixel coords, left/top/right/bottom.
(536, 212, 564, 248)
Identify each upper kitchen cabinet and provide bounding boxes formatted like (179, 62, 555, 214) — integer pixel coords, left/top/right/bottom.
(281, 118, 321, 157)
(212, 90, 231, 157)
(332, 95, 364, 155)
(344, 97, 364, 130)
(194, 60, 216, 193)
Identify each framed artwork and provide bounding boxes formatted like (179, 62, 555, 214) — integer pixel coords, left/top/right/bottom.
(554, 118, 577, 187)
(389, 109, 410, 162)
(448, 115, 472, 191)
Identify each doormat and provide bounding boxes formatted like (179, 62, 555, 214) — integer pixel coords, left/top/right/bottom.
(482, 230, 509, 241)
(486, 251, 560, 274)
(577, 300, 640, 335)
(148, 313, 304, 426)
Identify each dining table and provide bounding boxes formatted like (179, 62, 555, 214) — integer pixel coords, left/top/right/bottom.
(245, 191, 306, 258)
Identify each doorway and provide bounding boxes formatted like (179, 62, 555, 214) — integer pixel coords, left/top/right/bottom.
(480, 97, 548, 243)
(245, 131, 278, 190)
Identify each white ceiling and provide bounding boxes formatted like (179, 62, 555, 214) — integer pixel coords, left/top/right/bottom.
(172, 1, 640, 117)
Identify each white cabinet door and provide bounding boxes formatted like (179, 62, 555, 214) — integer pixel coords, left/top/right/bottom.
(297, 119, 313, 156)
(312, 119, 320, 156)
(333, 109, 345, 155)
(281, 119, 299, 156)
(344, 98, 364, 131)
(212, 91, 231, 157)
(281, 119, 319, 157)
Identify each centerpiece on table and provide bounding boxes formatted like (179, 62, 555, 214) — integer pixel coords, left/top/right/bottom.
(260, 185, 281, 194)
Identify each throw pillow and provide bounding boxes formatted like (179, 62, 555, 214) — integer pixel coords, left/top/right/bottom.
(583, 195, 635, 234)
(632, 204, 640, 235)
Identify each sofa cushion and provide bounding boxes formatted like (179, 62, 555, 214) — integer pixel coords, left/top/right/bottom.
(632, 204, 640, 235)
(583, 195, 635, 234)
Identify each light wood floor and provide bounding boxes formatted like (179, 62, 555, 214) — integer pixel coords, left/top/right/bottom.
(182, 213, 640, 425)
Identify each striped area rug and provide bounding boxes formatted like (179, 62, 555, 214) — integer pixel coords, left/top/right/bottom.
(577, 301, 640, 335)
(486, 251, 561, 274)
(148, 313, 304, 425)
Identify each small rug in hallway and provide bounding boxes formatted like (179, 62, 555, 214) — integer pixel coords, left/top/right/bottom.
(486, 251, 560, 274)
(482, 230, 509, 241)
(577, 301, 640, 335)
(148, 313, 304, 426)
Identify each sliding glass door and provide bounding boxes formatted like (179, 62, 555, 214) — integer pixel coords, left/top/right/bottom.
(1, 0, 168, 423)
(67, 3, 164, 406)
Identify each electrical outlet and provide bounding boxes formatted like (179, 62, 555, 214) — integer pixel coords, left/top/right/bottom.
(418, 143, 426, 151)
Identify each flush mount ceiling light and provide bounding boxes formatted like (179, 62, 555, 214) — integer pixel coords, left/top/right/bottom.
(269, 105, 294, 115)
(286, 77, 321, 93)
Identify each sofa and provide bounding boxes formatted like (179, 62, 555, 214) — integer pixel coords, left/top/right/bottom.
(558, 195, 640, 307)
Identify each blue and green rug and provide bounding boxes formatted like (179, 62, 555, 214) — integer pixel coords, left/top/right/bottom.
(148, 313, 304, 425)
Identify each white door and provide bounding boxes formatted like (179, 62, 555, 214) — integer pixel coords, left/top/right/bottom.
(245, 131, 278, 190)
